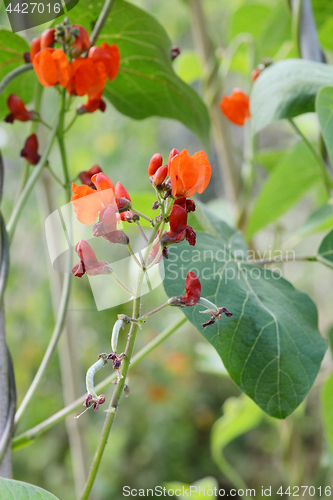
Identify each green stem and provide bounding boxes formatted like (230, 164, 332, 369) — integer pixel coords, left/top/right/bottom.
(131, 207, 154, 225)
(64, 113, 78, 134)
(58, 89, 71, 199)
(292, 0, 302, 58)
(47, 165, 65, 188)
(6, 115, 59, 242)
(289, 118, 333, 196)
(127, 243, 142, 268)
(15, 83, 44, 203)
(80, 224, 160, 499)
(0, 64, 33, 95)
(141, 301, 170, 319)
(89, 0, 117, 46)
(14, 271, 72, 426)
(12, 316, 187, 450)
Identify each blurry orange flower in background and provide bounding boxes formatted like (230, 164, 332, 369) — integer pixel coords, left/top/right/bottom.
(168, 149, 211, 198)
(219, 89, 251, 126)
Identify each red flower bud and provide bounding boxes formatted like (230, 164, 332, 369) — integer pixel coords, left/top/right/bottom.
(40, 28, 55, 49)
(148, 153, 163, 176)
(5, 94, 35, 123)
(153, 164, 168, 187)
(219, 89, 251, 126)
(115, 181, 131, 202)
(30, 37, 41, 62)
(93, 204, 129, 244)
(20, 134, 40, 165)
(168, 148, 180, 169)
(181, 272, 201, 306)
(72, 24, 91, 57)
(251, 68, 260, 82)
(79, 165, 103, 187)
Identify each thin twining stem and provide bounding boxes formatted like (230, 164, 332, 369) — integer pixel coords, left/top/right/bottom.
(80, 224, 162, 499)
(7, 114, 60, 241)
(12, 316, 187, 450)
(108, 268, 134, 296)
(127, 243, 142, 268)
(131, 207, 154, 225)
(14, 271, 72, 426)
(136, 221, 148, 242)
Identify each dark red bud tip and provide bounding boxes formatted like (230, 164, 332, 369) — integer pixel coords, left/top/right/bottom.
(83, 394, 93, 407)
(148, 153, 163, 176)
(153, 164, 168, 187)
(152, 201, 159, 210)
(116, 197, 132, 211)
(218, 307, 233, 317)
(98, 394, 106, 404)
(202, 318, 216, 328)
(171, 47, 181, 60)
(72, 261, 86, 277)
(23, 52, 31, 63)
(162, 247, 169, 259)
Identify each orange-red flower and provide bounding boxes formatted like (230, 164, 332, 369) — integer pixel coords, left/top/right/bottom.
(71, 172, 114, 225)
(67, 43, 120, 99)
(20, 134, 40, 165)
(219, 89, 251, 126)
(32, 48, 70, 88)
(181, 272, 201, 306)
(5, 94, 35, 123)
(77, 96, 106, 114)
(72, 239, 111, 277)
(168, 149, 211, 199)
(160, 204, 196, 248)
(79, 165, 103, 187)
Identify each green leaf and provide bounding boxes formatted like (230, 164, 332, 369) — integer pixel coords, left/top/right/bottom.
(255, 149, 287, 172)
(251, 59, 333, 133)
(0, 29, 36, 120)
(163, 224, 327, 418)
(321, 372, 333, 455)
(61, 0, 210, 146)
(317, 228, 333, 268)
(211, 394, 263, 487)
(297, 203, 333, 236)
(246, 142, 325, 239)
(0, 478, 59, 500)
(316, 86, 333, 167)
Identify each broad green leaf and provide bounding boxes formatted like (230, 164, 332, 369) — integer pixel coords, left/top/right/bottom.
(59, 0, 210, 146)
(317, 228, 333, 268)
(211, 394, 263, 487)
(297, 203, 333, 236)
(165, 478, 218, 500)
(312, 0, 333, 29)
(0, 29, 36, 120)
(258, 1, 292, 59)
(251, 59, 333, 133)
(0, 478, 59, 500)
(163, 226, 327, 418)
(316, 86, 333, 167)
(245, 142, 325, 239)
(321, 373, 333, 455)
